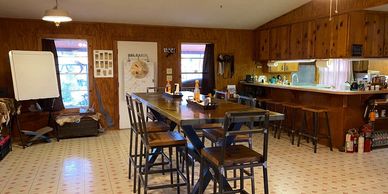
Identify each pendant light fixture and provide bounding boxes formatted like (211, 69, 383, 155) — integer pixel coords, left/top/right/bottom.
(42, 0, 72, 27)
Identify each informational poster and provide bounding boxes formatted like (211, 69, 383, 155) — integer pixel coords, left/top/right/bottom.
(94, 50, 113, 78)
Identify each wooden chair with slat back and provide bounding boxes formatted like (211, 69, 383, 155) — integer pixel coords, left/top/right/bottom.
(214, 90, 227, 100)
(202, 94, 257, 189)
(199, 110, 270, 194)
(134, 98, 190, 193)
(126, 93, 170, 193)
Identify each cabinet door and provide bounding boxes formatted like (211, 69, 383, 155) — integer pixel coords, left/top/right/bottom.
(348, 12, 366, 57)
(285, 63, 299, 72)
(258, 30, 270, 60)
(270, 26, 290, 60)
(330, 14, 349, 58)
(304, 21, 316, 59)
(384, 15, 388, 56)
(289, 22, 304, 59)
(315, 18, 331, 58)
(268, 64, 284, 72)
(364, 13, 385, 57)
(290, 21, 316, 59)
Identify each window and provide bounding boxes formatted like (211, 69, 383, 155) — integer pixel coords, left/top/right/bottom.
(54, 39, 89, 108)
(297, 62, 316, 84)
(181, 43, 206, 83)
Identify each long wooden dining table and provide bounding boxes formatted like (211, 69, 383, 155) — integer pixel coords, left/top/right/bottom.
(132, 91, 284, 194)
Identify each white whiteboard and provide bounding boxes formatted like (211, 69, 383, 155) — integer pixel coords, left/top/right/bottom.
(9, 50, 59, 101)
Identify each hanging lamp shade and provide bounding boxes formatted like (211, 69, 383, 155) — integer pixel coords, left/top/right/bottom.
(42, 0, 72, 27)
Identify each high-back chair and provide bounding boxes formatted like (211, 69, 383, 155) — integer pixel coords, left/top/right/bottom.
(214, 90, 227, 100)
(202, 94, 257, 189)
(126, 93, 170, 193)
(199, 110, 270, 194)
(134, 99, 190, 194)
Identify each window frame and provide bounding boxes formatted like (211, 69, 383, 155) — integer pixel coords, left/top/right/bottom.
(54, 39, 90, 109)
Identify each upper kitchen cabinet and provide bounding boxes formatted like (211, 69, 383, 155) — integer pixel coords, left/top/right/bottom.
(269, 26, 290, 60)
(330, 14, 349, 58)
(314, 17, 331, 58)
(385, 15, 388, 56)
(268, 63, 299, 73)
(348, 12, 366, 57)
(316, 14, 353, 58)
(364, 12, 385, 57)
(258, 29, 270, 60)
(289, 21, 315, 59)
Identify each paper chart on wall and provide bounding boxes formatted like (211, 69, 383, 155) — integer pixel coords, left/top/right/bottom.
(94, 50, 113, 78)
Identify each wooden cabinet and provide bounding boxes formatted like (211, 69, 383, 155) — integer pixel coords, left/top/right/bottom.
(364, 13, 385, 57)
(269, 26, 290, 60)
(315, 14, 349, 58)
(268, 63, 299, 72)
(385, 15, 388, 56)
(289, 21, 315, 59)
(255, 11, 388, 60)
(314, 17, 331, 58)
(330, 14, 349, 58)
(258, 30, 270, 60)
(348, 12, 366, 57)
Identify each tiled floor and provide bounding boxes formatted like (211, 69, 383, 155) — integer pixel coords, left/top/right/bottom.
(0, 129, 387, 194)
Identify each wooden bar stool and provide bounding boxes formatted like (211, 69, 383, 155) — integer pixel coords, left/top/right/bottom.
(277, 102, 303, 144)
(266, 100, 284, 138)
(134, 99, 190, 194)
(199, 110, 270, 194)
(126, 93, 171, 193)
(202, 95, 256, 190)
(297, 106, 333, 153)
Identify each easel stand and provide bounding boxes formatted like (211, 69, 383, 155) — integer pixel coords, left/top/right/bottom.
(16, 98, 56, 148)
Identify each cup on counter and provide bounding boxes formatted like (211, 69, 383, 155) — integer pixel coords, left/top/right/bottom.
(381, 110, 386, 117)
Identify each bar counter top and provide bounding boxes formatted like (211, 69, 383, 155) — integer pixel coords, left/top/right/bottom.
(241, 81, 388, 95)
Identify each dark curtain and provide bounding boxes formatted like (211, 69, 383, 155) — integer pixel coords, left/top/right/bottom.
(39, 39, 65, 111)
(201, 44, 215, 95)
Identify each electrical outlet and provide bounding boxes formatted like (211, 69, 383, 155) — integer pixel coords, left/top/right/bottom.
(166, 75, 172, 81)
(166, 68, 173, 74)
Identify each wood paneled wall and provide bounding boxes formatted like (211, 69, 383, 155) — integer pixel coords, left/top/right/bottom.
(259, 0, 388, 29)
(0, 18, 258, 129)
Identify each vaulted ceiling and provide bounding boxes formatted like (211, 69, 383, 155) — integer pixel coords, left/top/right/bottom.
(0, 0, 310, 29)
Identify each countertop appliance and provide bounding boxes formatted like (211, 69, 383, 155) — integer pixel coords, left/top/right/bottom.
(245, 75, 254, 83)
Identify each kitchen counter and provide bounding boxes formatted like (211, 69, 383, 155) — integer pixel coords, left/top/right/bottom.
(240, 81, 387, 149)
(241, 81, 388, 95)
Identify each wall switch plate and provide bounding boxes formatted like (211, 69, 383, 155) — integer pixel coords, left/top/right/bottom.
(166, 75, 172, 81)
(166, 68, 173, 74)
(256, 65, 262, 69)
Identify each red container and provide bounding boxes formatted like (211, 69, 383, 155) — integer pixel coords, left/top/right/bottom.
(364, 138, 372, 152)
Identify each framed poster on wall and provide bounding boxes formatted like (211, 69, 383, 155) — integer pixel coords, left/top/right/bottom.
(94, 50, 113, 78)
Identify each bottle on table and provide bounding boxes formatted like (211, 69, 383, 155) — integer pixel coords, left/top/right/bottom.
(165, 80, 171, 93)
(194, 80, 201, 102)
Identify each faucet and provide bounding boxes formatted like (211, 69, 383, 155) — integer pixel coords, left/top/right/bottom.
(291, 73, 299, 85)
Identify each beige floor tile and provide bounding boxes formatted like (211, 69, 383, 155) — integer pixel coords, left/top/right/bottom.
(0, 129, 387, 194)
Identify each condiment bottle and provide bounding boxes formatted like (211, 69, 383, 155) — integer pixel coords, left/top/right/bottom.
(194, 80, 201, 102)
(165, 80, 171, 93)
(369, 110, 376, 122)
